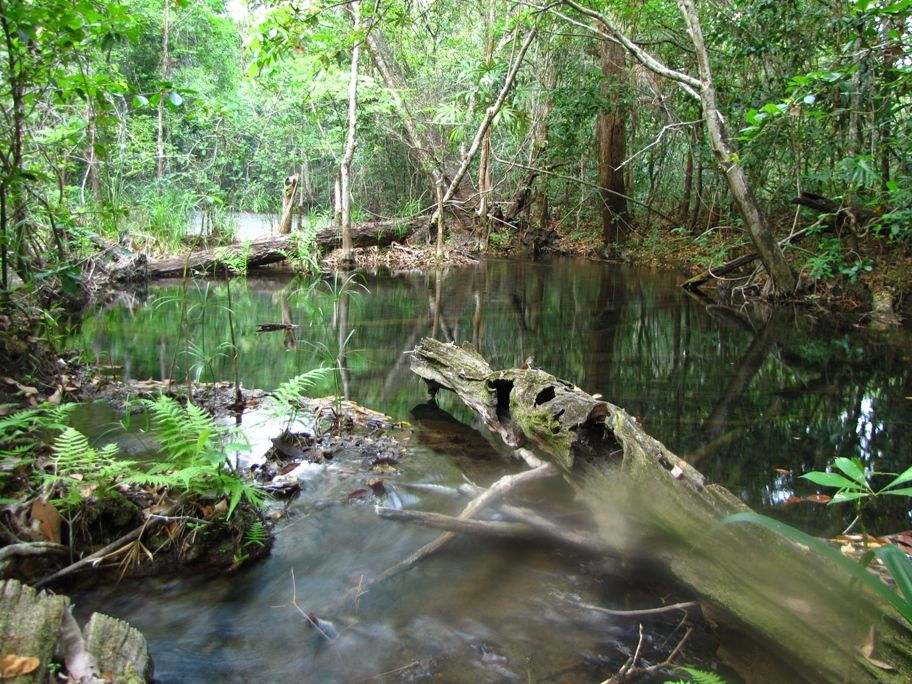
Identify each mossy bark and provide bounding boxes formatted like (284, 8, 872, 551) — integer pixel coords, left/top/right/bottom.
(408, 337, 912, 683)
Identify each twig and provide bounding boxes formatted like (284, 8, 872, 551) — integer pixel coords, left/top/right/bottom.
(366, 463, 557, 590)
(573, 598, 699, 618)
(34, 516, 163, 588)
(375, 507, 537, 540)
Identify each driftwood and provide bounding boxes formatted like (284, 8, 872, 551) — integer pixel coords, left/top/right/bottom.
(146, 218, 422, 278)
(404, 338, 912, 683)
(0, 579, 151, 683)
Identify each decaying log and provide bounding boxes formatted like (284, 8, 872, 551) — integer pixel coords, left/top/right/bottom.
(146, 218, 422, 278)
(406, 337, 912, 683)
(0, 580, 151, 683)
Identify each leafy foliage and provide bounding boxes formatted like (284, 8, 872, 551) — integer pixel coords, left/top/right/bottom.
(130, 396, 264, 517)
(44, 427, 135, 510)
(265, 367, 335, 432)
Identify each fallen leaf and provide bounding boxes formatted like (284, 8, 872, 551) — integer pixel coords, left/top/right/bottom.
(782, 495, 803, 506)
(860, 625, 895, 670)
(347, 488, 369, 500)
(213, 499, 228, 516)
(47, 386, 63, 405)
(368, 479, 386, 494)
(30, 497, 62, 543)
(774, 468, 791, 474)
(805, 494, 832, 504)
(0, 654, 40, 677)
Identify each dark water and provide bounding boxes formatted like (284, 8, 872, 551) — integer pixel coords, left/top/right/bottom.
(71, 258, 912, 681)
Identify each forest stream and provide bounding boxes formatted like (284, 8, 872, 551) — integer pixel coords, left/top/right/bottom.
(66, 258, 912, 683)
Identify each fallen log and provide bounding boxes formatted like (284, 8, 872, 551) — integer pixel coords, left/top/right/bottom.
(405, 338, 912, 683)
(146, 218, 423, 278)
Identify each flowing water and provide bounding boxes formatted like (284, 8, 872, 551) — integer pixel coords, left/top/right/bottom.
(70, 258, 912, 682)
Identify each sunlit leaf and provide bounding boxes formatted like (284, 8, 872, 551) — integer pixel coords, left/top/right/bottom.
(833, 457, 867, 486)
(800, 471, 859, 490)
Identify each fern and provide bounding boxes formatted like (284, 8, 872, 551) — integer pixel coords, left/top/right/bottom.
(664, 667, 727, 684)
(265, 368, 334, 430)
(45, 426, 136, 509)
(243, 521, 268, 548)
(139, 396, 264, 517)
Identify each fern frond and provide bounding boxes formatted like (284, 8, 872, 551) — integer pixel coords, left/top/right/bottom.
(668, 667, 727, 684)
(243, 521, 268, 548)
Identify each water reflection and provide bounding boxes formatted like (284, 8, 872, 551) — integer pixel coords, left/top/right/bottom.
(76, 258, 912, 533)
(70, 258, 912, 680)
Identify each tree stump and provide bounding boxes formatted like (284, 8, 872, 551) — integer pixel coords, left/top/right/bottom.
(0, 580, 152, 683)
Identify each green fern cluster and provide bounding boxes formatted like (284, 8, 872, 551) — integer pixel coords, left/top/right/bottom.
(664, 667, 726, 684)
(45, 427, 136, 510)
(265, 368, 334, 431)
(130, 396, 264, 517)
(0, 403, 78, 494)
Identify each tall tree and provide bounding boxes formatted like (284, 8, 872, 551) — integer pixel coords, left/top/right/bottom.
(558, 0, 796, 294)
(339, 0, 362, 268)
(597, 37, 630, 251)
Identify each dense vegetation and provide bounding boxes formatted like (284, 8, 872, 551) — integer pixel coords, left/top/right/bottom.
(0, 0, 910, 296)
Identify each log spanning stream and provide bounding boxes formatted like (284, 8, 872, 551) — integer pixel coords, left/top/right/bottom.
(71, 258, 912, 682)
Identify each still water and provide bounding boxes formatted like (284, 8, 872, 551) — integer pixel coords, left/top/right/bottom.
(72, 258, 912, 681)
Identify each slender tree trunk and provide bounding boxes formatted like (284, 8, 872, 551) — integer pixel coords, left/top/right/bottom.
(475, 1, 497, 250)
(435, 176, 445, 258)
(339, 1, 362, 268)
(366, 28, 447, 200)
(597, 37, 630, 251)
(675, 0, 796, 293)
(157, 0, 170, 181)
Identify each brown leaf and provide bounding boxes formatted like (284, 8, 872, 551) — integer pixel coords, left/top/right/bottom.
(368, 478, 386, 494)
(773, 467, 791, 474)
(805, 494, 832, 504)
(0, 654, 40, 678)
(860, 625, 895, 670)
(782, 495, 803, 507)
(47, 386, 63, 406)
(30, 497, 62, 544)
(347, 488, 369, 500)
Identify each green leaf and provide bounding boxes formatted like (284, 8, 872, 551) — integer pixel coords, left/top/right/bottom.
(832, 457, 867, 487)
(168, 91, 183, 107)
(723, 512, 912, 625)
(800, 471, 860, 490)
(883, 487, 912, 498)
(884, 466, 912, 492)
(831, 491, 870, 503)
(132, 94, 149, 107)
(876, 545, 912, 605)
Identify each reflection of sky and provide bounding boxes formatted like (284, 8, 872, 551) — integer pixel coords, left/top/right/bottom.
(856, 395, 882, 462)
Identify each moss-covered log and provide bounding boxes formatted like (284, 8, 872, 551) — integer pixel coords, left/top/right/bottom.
(145, 218, 422, 278)
(408, 337, 912, 683)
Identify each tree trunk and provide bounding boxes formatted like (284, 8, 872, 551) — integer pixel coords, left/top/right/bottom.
(156, 0, 170, 181)
(597, 37, 630, 251)
(277, 174, 298, 235)
(675, 0, 796, 294)
(339, 1, 361, 269)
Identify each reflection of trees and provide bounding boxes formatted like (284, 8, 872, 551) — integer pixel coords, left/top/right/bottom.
(74, 261, 912, 531)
